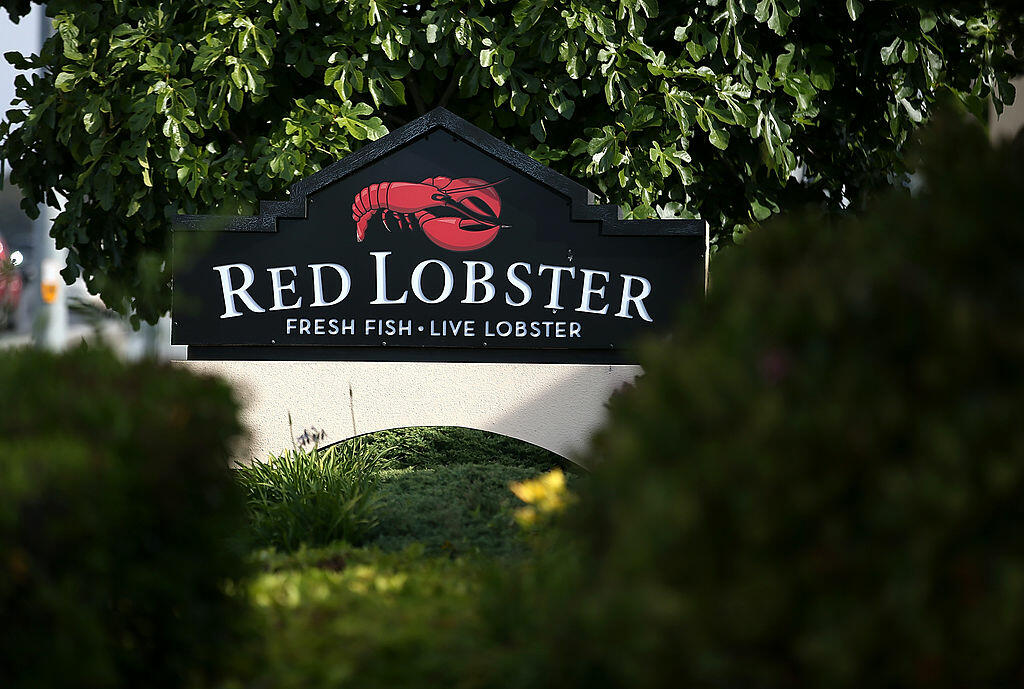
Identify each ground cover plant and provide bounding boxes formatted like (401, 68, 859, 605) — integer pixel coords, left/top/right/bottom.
(241, 426, 568, 556)
(0, 347, 250, 689)
(2, 0, 1021, 321)
(371, 461, 550, 557)
(347, 426, 570, 556)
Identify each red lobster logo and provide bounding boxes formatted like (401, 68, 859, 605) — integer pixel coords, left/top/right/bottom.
(351, 176, 508, 252)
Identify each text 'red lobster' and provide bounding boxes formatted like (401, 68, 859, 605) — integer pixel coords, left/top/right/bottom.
(351, 176, 508, 252)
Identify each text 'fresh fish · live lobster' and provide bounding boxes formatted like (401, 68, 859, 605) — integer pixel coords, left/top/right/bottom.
(351, 176, 509, 252)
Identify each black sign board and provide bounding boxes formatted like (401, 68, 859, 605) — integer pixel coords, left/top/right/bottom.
(172, 109, 706, 363)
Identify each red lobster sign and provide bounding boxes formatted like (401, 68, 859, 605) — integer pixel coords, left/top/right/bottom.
(351, 176, 508, 252)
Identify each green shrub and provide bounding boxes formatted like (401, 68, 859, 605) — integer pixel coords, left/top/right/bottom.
(241, 542, 486, 689)
(236, 441, 387, 551)
(476, 120, 1024, 689)
(0, 346, 250, 689)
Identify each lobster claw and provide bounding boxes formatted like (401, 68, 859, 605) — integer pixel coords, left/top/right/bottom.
(414, 211, 507, 252)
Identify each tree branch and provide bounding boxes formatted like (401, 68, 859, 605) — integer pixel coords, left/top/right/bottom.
(438, 74, 459, 109)
(405, 77, 427, 115)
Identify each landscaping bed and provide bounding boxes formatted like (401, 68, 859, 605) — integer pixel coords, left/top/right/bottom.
(230, 426, 572, 688)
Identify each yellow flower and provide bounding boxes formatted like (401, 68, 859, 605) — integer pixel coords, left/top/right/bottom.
(510, 469, 572, 527)
(514, 506, 538, 527)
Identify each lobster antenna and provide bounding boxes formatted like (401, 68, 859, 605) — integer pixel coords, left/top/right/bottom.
(444, 177, 509, 194)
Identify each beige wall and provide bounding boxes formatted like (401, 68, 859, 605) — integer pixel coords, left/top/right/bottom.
(181, 360, 641, 465)
(991, 76, 1024, 140)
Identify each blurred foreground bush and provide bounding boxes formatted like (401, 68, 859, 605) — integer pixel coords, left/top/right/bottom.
(0, 347, 250, 689)
(485, 120, 1024, 689)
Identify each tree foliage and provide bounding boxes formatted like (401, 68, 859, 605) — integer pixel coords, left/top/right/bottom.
(0, 0, 1021, 322)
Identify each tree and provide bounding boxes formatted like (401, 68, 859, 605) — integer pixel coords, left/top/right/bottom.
(0, 0, 1020, 322)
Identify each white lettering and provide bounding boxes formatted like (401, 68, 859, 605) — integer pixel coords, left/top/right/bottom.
(538, 264, 576, 310)
(370, 251, 409, 304)
(505, 262, 532, 307)
(463, 261, 496, 304)
(616, 274, 653, 322)
(576, 269, 610, 314)
(213, 263, 265, 319)
(268, 266, 302, 311)
(309, 263, 351, 307)
(411, 259, 454, 304)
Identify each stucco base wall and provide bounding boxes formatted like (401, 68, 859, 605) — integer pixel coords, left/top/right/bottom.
(178, 360, 641, 465)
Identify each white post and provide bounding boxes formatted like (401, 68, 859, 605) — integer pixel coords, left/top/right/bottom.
(33, 202, 67, 351)
(31, 10, 67, 352)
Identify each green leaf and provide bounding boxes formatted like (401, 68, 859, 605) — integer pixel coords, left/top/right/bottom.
(809, 62, 835, 90)
(754, 0, 770, 23)
(900, 98, 923, 123)
(296, 54, 314, 79)
(709, 127, 729, 150)
(324, 65, 342, 85)
(3, 51, 31, 70)
(880, 38, 901, 65)
(784, 74, 816, 110)
(368, 78, 406, 107)
(775, 45, 796, 77)
(227, 83, 243, 111)
(846, 0, 863, 21)
(83, 111, 101, 135)
(58, 19, 84, 61)
(530, 118, 547, 142)
(381, 34, 400, 61)
(54, 71, 78, 92)
(510, 89, 529, 115)
(750, 199, 772, 220)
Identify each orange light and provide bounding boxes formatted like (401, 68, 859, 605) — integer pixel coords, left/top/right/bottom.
(41, 282, 57, 304)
